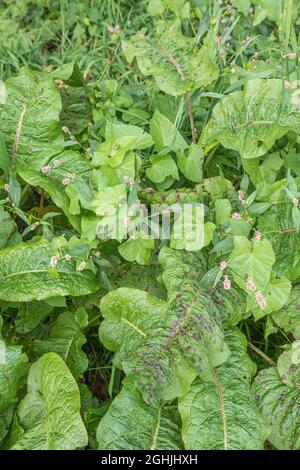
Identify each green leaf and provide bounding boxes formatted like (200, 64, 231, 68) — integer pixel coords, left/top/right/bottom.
(50, 61, 85, 87)
(0, 345, 28, 444)
(0, 68, 93, 229)
(176, 144, 203, 183)
(99, 247, 246, 403)
(170, 203, 206, 251)
(201, 79, 300, 159)
(215, 199, 232, 225)
(247, 276, 291, 320)
(272, 286, 300, 339)
(179, 328, 268, 450)
(10, 353, 88, 450)
(99, 287, 198, 403)
(257, 195, 300, 280)
(150, 110, 187, 152)
(97, 377, 183, 450)
(15, 301, 53, 334)
(0, 207, 21, 249)
(0, 130, 9, 175)
(146, 155, 179, 184)
(0, 239, 98, 301)
(253, 344, 300, 450)
(88, 183, 127, 216)
(34, 308, 89, 378)
(228, 236, 275, 290)
(118, 237, 155, 265)
(94, 121, 153, 168)
(242, 153, 283, 186)
(123, 20, 219, 96)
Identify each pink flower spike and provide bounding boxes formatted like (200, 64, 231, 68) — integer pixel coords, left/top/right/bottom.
(54, 159, 61, 167)
(62, 126, 69, 133)
(50, 256, 58, 268)
(254, 231, 262, 241)
(77, 261, 86, 272)
(220, 260, 227, 271)
(65, 254, 72, 261)
(41, 165, 51, 174)
(223, 275, 231, 290)
(215, 35, 221, 46)
(255, 291, 267, 310)
(293, 197, 299, 206)
(122, 217, 131, 227)
(4, 183, 9, 192)
(62, 177, 71, 186)
(286, 52, 297, 59)
(238, 190, 246, 203)
(246, 277, 257, 292)
(123, 175, 130, 184)
(232, 212, 241, 220)
(107, 24, 120, 34)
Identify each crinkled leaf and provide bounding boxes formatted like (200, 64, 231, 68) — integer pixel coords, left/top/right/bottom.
(201, 79, 300, 159)
(99, 247, 246, 403)
(179, 328, 268, 450)
(99, 287, 198, 404)
(10, 352, 87, 450)
(0, 345, 28, 444)
(123, 20, 218, 96)
(257, 196, 300, 280)
(34, 308, 89, 378)
(272, 286, 300, 339)
(0, 239, 98, 301)
(0, 68, 93, 229)
(253, 344, 300, 450)
(97, 378, 183, 450)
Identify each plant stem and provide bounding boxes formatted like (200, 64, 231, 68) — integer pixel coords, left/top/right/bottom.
(248, 342, 276, 367)
(185, 92, 196, 143)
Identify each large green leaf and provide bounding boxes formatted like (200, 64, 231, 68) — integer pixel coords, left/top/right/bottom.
(10, 353, 87, 450)
(0, 345, 28, 444)
(0, 68, 93, 229)
(97, 378, 183, 450)
(253, 343, 300, 450)
(94, 121, 153, 168)
(228, 236, 275, 290)
(99, 287, 198, 404)
(34, 308, 89, 378)
(149, 110, 187, 152)
(201, 79, 300, 159)
(99, 248, 246, 403)
(257, 198, 300, 280)
(123, 20, 218, 96)
(0, 239, 98, 301)
(272, 286, 300, 339)
(179, 328, 268, 450)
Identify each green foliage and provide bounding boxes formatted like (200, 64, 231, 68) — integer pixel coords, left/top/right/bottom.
(1, 0, 300, 452)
